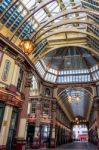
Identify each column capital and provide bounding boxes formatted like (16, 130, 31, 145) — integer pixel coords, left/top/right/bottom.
(94, 96, 99, 111)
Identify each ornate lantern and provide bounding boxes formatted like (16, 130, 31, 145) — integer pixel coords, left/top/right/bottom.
(19, 39, 35, 54)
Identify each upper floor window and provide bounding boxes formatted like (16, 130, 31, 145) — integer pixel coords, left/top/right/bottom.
(31, 102, 36, 114)
(30, 75, 38, 96)
(43, 103, 49, 115)
(2, 59, 11, 81)
(31, 76, 38, 90)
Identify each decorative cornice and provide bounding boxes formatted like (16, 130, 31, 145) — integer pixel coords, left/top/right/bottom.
(0, 87, 24, 107)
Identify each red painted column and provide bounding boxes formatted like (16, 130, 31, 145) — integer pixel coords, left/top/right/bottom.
(50, 100, 56, 148)
(32, 100, 41, 148)
(94, 96, 99, 148)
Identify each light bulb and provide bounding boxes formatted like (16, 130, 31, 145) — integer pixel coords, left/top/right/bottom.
(68, 95, 72, 103)
(76, 95, 80, 102)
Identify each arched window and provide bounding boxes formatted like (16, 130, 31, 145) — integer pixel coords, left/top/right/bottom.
(30, 75, 38, 96)
(32, 76, 38, 90)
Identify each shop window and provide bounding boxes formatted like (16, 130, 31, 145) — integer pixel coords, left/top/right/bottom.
(7, 108, 19, 150)
(2, 59, 11, 81)
(40, 124, 50, 139)
(0, 103, 5, 130)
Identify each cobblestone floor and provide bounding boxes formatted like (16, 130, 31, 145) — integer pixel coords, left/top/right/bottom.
(27, 141, 98, 150)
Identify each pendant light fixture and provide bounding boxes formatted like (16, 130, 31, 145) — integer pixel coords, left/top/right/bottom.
(19, 1, 36, 54)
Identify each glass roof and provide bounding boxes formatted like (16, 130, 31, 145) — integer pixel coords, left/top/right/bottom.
(0, 0, 84, 38)
(0, 0, 99, 84)
(58, 87, 93, 120)
(35, 47, 99, 83)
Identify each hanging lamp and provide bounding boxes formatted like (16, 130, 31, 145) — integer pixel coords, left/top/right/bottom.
(19, 2, 36, 54)
(19, 39, 35, 54)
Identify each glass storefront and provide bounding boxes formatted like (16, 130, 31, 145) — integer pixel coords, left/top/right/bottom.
(7, 107, 19, 150)
(0, 102, 5, 130)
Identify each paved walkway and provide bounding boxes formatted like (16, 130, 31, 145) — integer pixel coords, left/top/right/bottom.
(57, 142, 98, 150)
(27, 142, 98, 150)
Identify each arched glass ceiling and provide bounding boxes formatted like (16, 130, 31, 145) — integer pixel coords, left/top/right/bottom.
(0, 0, 86, 39)
(58, 87, 93, 120)
(0, 0, 99, 84)
(35, 47, 99, 83)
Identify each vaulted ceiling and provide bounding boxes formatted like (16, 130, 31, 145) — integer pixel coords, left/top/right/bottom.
(0, 0, 99, 122)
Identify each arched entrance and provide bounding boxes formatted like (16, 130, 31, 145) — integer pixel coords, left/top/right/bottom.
(72, 124, 88, 142)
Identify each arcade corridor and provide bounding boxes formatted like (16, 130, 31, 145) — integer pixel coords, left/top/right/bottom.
(0, 0, 99, 150)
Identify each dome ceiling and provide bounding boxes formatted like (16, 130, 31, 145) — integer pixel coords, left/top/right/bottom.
(35, 46, 99, 83)
(43, 47, 98, 70)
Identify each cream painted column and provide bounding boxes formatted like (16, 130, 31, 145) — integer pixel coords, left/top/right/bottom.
(17, 87, 30, 140)
(0, 105, 13, 147)
(27, 101, 31, 115)
(11, 64, 20, 86)
(15, 72, 32, 150)
(39, 83, 42, 96)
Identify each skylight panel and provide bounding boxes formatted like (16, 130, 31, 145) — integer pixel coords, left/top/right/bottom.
(34, 9, 47, 22)
(18, 5, 23, 12)
(62, 0, 70, 7)
(52, 5, 61, 14)
(33, 23, 38, 29)
(47, 1, 58, 12)
(22, 10, 27, 17)
(74, 0, 81, 4)
(20, 0, 36, 10)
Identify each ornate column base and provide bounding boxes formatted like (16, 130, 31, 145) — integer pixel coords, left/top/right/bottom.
(40, 140, 48, 148)
(50, 138, 56, 148)
(97, 139, 99, 148)
(15, 139, 26, 150)
(32, 138, 40, 149)
(0, 145, 6, 150)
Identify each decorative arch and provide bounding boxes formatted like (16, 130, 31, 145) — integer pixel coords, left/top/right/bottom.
(34, 20, 98, 41)
(33, 45, 99, 62)
(31, 8, 99, 39)
(58, 87, 93, 98)
(36, 29, 98, 44)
